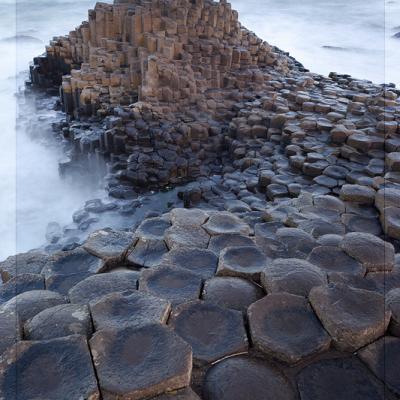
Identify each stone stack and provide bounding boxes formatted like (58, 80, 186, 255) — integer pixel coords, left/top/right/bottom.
(31, 0, 292, 117)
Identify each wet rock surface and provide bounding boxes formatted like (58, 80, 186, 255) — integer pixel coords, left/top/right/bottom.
(2, 0, 400, 398)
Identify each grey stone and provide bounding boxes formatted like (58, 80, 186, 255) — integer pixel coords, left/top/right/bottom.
(165, 224, 210, 249)
(297, 357, 386, 400)
(203, 212, 251, 236)
(339, 184, 376, 204)
(208, 234, 255, 255)
(203, 356, 296, 400)
(89, 324, 192, 400)
(308, 246, 365, 276)
(309, 283, 390, 351)
(340, 232, 395, 272)
(24, 304, 92, 340)
(0, 273, 44, 303)
(169, 301, 248, 365)
(139, 266, 202, 306)
(386, 288, 400, 337)
(217, 246, 269, 282)
(0, 310, 21, 356)
(248, 293, 331, 363)
(127, 238, 169, 268)
(68, 271, 139, 304)
(160, 248, 218, 279)
(261, 258, 327, 297)
(136, 217, 171, 240)
(202, 277, 264, 312)
(0, 335, 100, 399)
(90, 291, 171, 331)
(1, 290, 66, 324)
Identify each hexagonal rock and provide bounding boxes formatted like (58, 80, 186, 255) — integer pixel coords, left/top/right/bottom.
(358, 336, 400, 396)
(139, 266, 202, 306)
(42, 247, 105, 295)
(83, 228, 136, 261)
(90, 291, 171, 331)
(203, 212, 251, 236)
(136, 217, 171, 240)
(68, 271, 139, 304)
(169, 208, 209, 227)
(202, 277, 264, 312)
(24, 304, 92, 340)
(169, 301, 248, 366)
(217, 246, 268, 282)
(0, 251, 47, 282)
(1, 290, 66, 324)
(261, 258, 327, 297)
(127, 238, 169, 268)
(89, 324, 192, 400)
(248, 293, 331, 364)
(0, 273, 44, 303)
(297, 357, 386, 400)
(150, 388, 201, 400)
(161, 248, 218, 279)
(386, 288, 400, 336)
(208, 234, 255, 255)
(164, 224, 210, 249)
(339, 184, 376, 205)
(275, 228, 317, 259)
(381, 207, 400, 240)
(0, 310, 21, 355)
(0, 335, 100, 399)
(203, 356, 296, 400)
(341, 213, 382, 236)
(309, 283, 391, 352)
(340, 232, 395, 272)
(375, 187, 400, 212)
(308, 246, 365, 276)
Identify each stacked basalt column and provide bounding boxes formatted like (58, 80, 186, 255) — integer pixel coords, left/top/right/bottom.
(31, 0, 291, 117)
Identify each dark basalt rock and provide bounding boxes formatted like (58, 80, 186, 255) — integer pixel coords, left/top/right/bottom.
(296, 357, 386, 400)
(358, 336, 400, 396)
(89, 291, 171, 331)
(207, 233, 255, 255)
(1, 290, 66, 324)
(217, 246, 269, 282)
(0, 335, 100, 399)
(83, 228, 136, 262)
(0, 310, 21, 356)
(89, 324, 192, 400)
(261, 258, 327, 297)
(150, 388, 201, 399)
(307, 246, 365, 276)
(135, 217, 172, 240)
(203, 212, 251, 236)
(127, 238, 169, 268)
(160, 248, 218, 279)
(24, 304, 93, 340)
(203, 355, 296, 400)
(139, 266, 202, 306)
(248, 293, 331, 364)
(68, 271, 139, 304)
(169, 208, 209, 227)
(275, 227, 317, 259)
(0, 273, 44, 304)
(202, 276, 264, 312)
(42, 247, 105, 295)
(165, 224, 210, 249)
(169, 301, 248, 366)
(340, 232, 395, 273)
(309, 283, 390, 352)
(0, 251, 48, 282)
(386, 288, 400, 337)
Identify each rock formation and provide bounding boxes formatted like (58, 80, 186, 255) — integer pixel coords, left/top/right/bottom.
(1, 0, 400, 399)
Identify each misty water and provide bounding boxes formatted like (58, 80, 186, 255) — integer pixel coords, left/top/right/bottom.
(0, 0, 398, 260)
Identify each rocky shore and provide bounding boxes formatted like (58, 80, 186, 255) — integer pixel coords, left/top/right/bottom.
(1, 0, 400, 399)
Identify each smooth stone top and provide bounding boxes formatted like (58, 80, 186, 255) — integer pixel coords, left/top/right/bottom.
(248, 293, 331, 364)
(0, 335, 100, 399)
(203, 212, 251, 236)
(203, 355, 296, 400)
(89, 324, 192, 399)
(169, 301, 248, 365)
